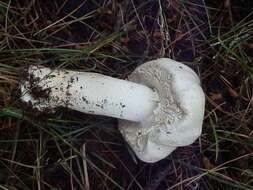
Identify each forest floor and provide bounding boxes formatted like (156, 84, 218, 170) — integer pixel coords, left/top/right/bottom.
(0, 0, 253, 190)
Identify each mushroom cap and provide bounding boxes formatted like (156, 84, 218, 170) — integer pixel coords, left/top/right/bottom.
(118, 58, 205, 163)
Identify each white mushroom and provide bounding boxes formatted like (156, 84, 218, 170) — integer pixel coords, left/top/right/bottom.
(20, 58, 205, 163)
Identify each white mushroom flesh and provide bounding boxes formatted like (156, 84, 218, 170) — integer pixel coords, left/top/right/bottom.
(21, 66, 159, 122)
(119, 58, 205, 163)
(20, 58, 205, 163)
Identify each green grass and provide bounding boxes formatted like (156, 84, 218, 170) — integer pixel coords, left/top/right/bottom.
(0, 0, 253, 189)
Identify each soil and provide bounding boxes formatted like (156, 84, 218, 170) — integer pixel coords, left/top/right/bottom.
(19, 66, 56, 118)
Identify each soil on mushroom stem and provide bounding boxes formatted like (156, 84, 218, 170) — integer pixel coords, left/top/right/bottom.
(19, 67, 55, 117)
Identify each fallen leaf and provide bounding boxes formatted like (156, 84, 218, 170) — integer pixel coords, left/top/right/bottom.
(224, 0, 230, 8)
(228, 87, 239, 97)
(203, 156, 214, 170)
(210, 92, 223, 101)
(120, 36, 130, 43)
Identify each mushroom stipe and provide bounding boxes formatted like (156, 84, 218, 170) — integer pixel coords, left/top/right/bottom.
(20, 58, 205, 163)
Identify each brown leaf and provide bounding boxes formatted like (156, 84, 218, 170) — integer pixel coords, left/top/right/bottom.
(224, 0, 230, 8)
(228, 87, 239, 98)
(154, 31, 162, 38)
(202, 156, 214, 170)
(120, 36, 130, 43)
(210, 92, 223, 101)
